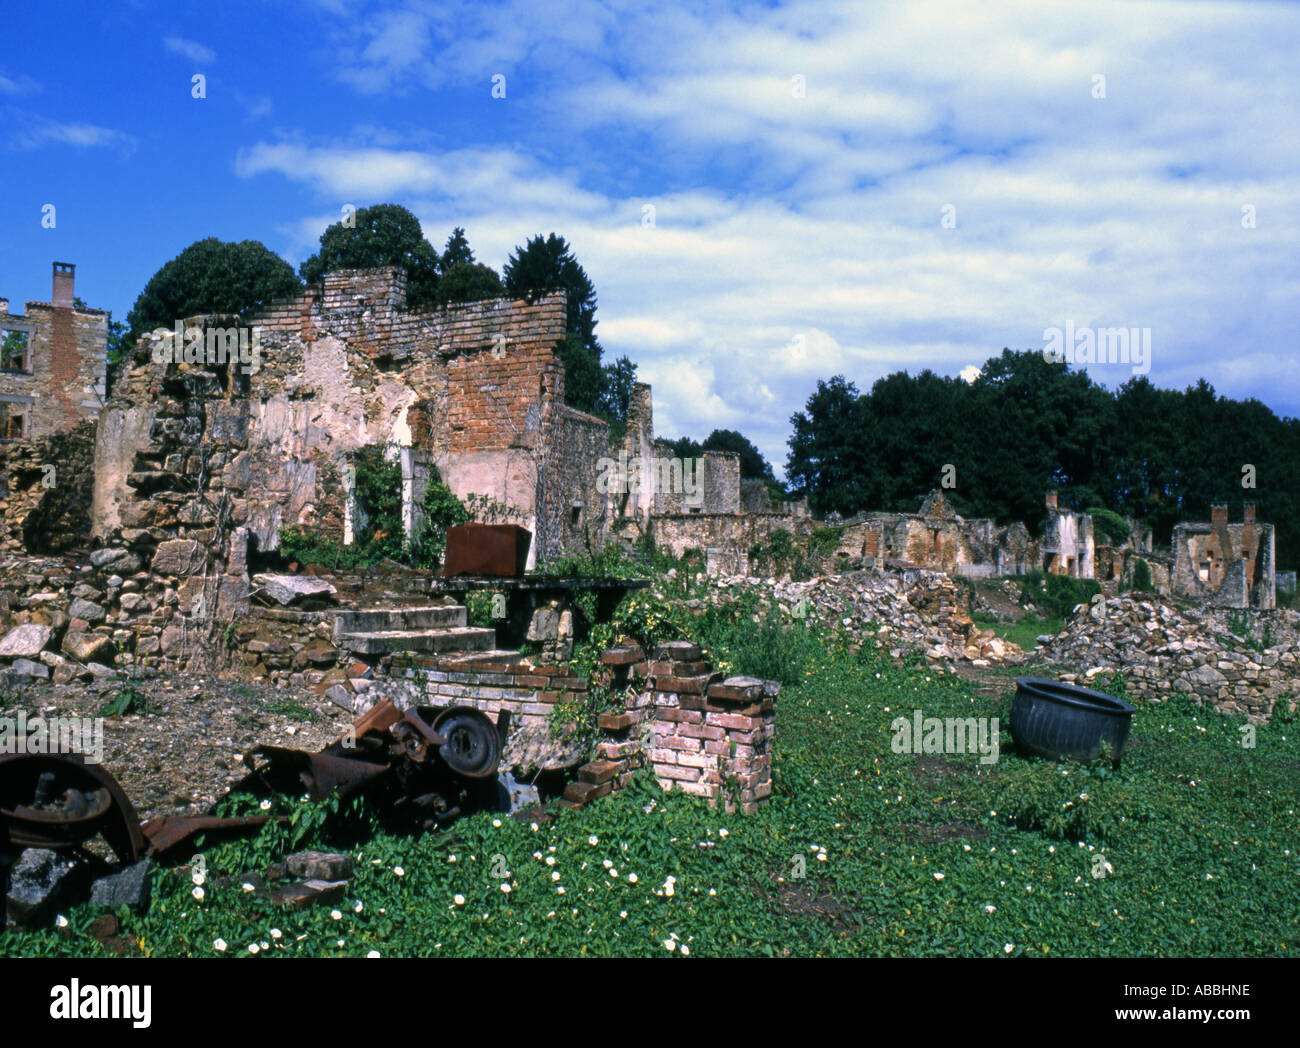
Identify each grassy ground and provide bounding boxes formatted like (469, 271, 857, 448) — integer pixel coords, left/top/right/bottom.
(7, 636, 1297, 958)
(972, 615, 1064, 653)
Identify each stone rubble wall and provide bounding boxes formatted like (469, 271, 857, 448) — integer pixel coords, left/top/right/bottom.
(0, 420, 96, 553)
(1038, 595, 1299, 723)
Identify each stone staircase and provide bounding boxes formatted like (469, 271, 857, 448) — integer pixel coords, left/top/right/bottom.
(330, 603, 498, 658)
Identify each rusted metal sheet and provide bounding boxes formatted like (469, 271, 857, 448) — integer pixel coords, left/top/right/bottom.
(442, 524, 531, 577)
(139, 813, 283, 856)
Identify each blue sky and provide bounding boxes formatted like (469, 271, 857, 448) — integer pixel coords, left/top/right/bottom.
(3, 0, 1298, 477)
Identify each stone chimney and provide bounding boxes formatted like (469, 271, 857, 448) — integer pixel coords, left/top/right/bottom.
(1045, 490, 1058, 510)
(1243, 502, 1256, 524)
(52, 262, 75, 308)
(1211, 503, 1228, 526)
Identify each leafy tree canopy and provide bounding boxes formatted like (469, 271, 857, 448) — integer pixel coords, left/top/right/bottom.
(300, 203, 441, 309)
(126, 238, 302, 341)
(785, 351, 1300, 567)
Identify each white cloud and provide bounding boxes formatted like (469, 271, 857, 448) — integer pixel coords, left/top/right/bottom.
(14, 118, 135, 151)
(239, 0, 1300, 466)
(163, 36, 216, 65)
(0, 71, 40, 95)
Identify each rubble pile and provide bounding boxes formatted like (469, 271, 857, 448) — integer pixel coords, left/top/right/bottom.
(1037, 596, 1300, 723)
(706, 567, 1025, 666)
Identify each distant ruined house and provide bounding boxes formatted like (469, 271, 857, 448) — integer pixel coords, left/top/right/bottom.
(1172, 502, 1276, 609)
(0, 263, 106, 441)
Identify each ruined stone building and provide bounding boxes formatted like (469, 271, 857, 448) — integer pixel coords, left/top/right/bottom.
(603, 383, 810, 572)
(1172, 502, 1276, 609)
(91, 267, 626, 618)
(1040, 490, 1094, 578)
(0, 263, 106, 441)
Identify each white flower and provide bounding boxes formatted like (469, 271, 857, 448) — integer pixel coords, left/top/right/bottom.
(627, 873, 638, 883)
(393, 867, 405, 877)
(963, 844, 971, 852)
(933, 872, 945, 881)
(530, 823, 539, 832)
(492, 819, 502, 827)
(55, 915, 69, 928)
(718, 828, 729, 838)
(191, 871, 205, 886)
(259, 799, 272, 811)
(545, 856, 555, 866)
(552, 871, 561, 882)
(501, 883, 512, 893)
(619, 911, 628, 919)
(367, 950, 381, 958)
(454, 895, 465, 906)
(331, 909, 343, 920)
(270, 928, 282, 939)
(192, 886, 205, 901)
(588, 836, 599, 846)
(664, 939, 676, 951)
(557, 887, 565, 895)
(603, 859, 613, 869)
(249, 943, 260, 954)
(1004, 943, 1014, 954)
(609, 869, 619, 878)
(708, 888, 716, 896)
(354, 901, 363, 913)
(242, 882, 256, 893)
(337, 940, 345, 948)
(985, 905, 996, 914)
(213, 938, 227, 952)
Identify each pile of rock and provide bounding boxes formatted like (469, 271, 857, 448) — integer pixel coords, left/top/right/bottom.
(706, 567, 1024, 666)
(1036, 596, 1300, 722)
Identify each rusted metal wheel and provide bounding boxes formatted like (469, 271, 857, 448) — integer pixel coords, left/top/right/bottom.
(0, 752, 145, 865)
(431, 707, 501, 779)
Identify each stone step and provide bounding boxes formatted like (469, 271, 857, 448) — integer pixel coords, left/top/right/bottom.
(330, 604, 466, 637)
(336, 625, 496, 656)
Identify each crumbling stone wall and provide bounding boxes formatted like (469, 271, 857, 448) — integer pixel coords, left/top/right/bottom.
(652, 447, 741, 515)
(0, 420, 95, 553)
(652, 511, 813, 560)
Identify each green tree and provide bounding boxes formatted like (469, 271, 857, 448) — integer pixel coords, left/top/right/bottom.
(503, 233, 603, 413)
(593, 355, 639, 438)
(126, 238, 302, 342)
(300, 203, 441, 309)
(786, 376, 875, 515)
(701, 429, 776, 481)
(435, 262, 505, 305)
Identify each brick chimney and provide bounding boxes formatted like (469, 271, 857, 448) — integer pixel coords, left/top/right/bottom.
(52, 262, 75, 308)
(48, 262, 79, 428)
(1211, 503, 1228, 526)
(1045, 490, 1058, 510)
(1243, 502, 1256, 524)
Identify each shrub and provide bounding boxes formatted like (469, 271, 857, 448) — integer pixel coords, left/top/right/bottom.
(1086, 506, 1130, 546)
(1019, 570, 1101, 618)
(810, 526, 844, 558)
(407, 468, 470, 569)
(1131, 557, 1153, 592)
